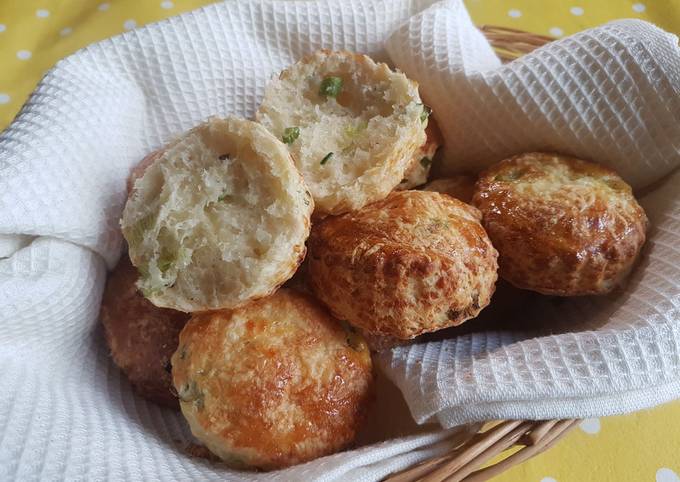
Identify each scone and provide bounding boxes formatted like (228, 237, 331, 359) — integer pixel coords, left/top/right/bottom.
(171, 289, 373, 470)
(359, 331, 410, 353)
(472, 152, 648, 295)
(101, 256, 189, 407)
(307, 190, 498, 339)
(397, 118, 443, 190)
(422, 174, 476, 204)
(121, 117, 313, 312)
(256, 50, 427, 215)
(126, 149, 162, 193)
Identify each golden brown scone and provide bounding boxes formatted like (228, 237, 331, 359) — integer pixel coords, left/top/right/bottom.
(281, 255, 311, 294)
(307, 190, 499, 339)
(101, 256, 189, 407)
(397, 118, 443, 190)
(171, 289, 373, 470)
(472, 152, 648, 295)
(359, 331, 410, 352)
(422, 174, 476, 204)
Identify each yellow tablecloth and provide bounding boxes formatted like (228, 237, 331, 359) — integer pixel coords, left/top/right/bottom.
(1, 1, 679, 481)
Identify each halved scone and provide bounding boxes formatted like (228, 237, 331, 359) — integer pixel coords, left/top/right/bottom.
(121, 117, 313, 312)
(256, 50, 427, 215)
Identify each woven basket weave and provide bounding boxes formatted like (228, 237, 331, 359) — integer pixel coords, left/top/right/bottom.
(382, 26, 579, 482)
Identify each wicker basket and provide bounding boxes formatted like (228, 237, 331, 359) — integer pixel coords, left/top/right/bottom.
(382, 26, 579, 482)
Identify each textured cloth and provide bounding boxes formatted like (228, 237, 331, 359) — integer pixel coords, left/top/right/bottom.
(387, 1, 680, 187)
(1, 0, 680, 480)
(380, 0, 680, 426)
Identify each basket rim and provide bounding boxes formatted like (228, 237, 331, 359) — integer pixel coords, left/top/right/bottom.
(478, 24, 555, 61)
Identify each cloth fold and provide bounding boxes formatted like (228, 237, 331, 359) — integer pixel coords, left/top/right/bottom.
(1, 0, 679, 480)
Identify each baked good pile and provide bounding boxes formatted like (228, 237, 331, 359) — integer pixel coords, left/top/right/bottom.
(101, 50, 648, 470)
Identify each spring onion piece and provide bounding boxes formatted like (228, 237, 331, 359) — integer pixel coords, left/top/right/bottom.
(319, 76, 343, 98)
(420, 157, 432, 168)
(282, 126, 300, 144)
(344, 120, 368, 138)
(158, 256, 174, 273)
(320, 152, 333, 165)
(420, 104, 432, 122)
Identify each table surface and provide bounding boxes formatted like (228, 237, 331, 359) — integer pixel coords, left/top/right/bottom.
(1, 1, 679, 481)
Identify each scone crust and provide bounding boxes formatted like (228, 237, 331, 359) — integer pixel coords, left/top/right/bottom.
(101, 256, 189, 407)
(171, 289, 373, 470)
(257, 50, 427, 215)
(472, 152, 648, 295)
(422, 174, 477, 204)
(121, 117, 313, 312)
(127, 149, 162, 193)
(397, 118, 443, 190)
(308, 190, 498, 339)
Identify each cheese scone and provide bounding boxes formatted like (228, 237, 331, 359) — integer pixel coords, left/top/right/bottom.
(359, 331, 410, 353)
(422, 175, 477, 204)
(397, 117, 443, 190)
(121, 117, 313, 312)
(101, 256, 189, 407)
(256, 50, 427, 215)
(308, 191, 498, 339)
(472, 152, 648, 295)
(171, 289, 373, 470)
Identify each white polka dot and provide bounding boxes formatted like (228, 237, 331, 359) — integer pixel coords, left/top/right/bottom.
(98, 3, 110, 11)
(656, 468, 680, 482)
(570, 6, 584, 16)
(36, 9, 50, 18)
(17, 50, 32, 60)
(60, 27, 73, 37)
(123, 19, 137, 30)
(632, 3, 646, 13)
(0, 24, 5, 33)
(160, 0, 174, 9)
(0, 93, 10, 105)
(578, 418, 600, 434)
(541, 478, 558, 482)
(507, 9, 521, 18)
(549, 27, 564, 37)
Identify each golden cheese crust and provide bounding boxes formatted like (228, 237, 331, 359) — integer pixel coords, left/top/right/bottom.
(101, 256, 189, 407)
(472, 152, 648, 295)
(307, 190, 499, 339)
(422, 174, 476, 204)
(359, 331, 410, 352)
(171, 289, 373, 470)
